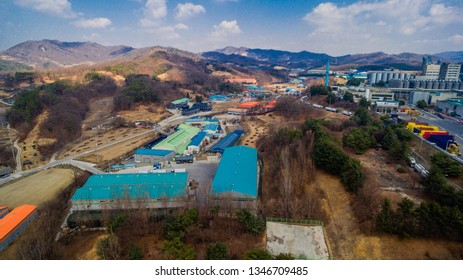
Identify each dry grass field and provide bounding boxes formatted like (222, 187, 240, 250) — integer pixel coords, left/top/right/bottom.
(77, 131, 157, 164)
(18, 111, 52, 169)
(0, 168, 74, 208)
(117, 104, 171, 123)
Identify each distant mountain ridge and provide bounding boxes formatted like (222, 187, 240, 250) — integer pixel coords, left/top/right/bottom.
(0, 40, 134, 69)
(205, 47, 463, 70)
(1, 40, 462, 71)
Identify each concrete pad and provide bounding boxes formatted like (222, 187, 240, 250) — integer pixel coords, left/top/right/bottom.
(266, 221, 330, 260)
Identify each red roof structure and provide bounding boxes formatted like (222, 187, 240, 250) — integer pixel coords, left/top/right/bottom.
(0, 205, 37, 242)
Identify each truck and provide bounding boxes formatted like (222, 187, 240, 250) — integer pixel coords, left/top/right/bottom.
(422, 131, 448, 140)
(413, 125, 439, 136)
(325, 107, 338, 113)
(406, 122, 429, 131)
(428, 134, 461, 156)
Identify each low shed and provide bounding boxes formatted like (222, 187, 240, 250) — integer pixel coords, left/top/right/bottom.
(134, 148, 175, 164)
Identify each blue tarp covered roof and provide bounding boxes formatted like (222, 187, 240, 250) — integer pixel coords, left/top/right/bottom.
(211, 146, 258, 198)
(71, 173, 188, 201)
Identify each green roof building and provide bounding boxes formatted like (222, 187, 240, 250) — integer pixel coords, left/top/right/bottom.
(167, 98, 189, 109)
(71, 172, 188, 210)
(154, 124, 200, 154)
(210, 146, 259, 209)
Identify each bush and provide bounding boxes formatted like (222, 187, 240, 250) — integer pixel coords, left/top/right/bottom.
(340, 158, 364, 192)
(236, 209, 265, 236)
(353, 107, 372, 126)
(310, 85, 329, 96)
(431, 153, 463, 177)
(274, 253, 295, 260)
(342, 128, 376, 154)
(162, 237, 197, 260)
(127, 242, 143, 260)
(243, 248, 273, 260)
(205, 243, 228, 260)
(313, 135, 349, 174)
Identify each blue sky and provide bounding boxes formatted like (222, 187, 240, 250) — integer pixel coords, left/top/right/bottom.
(1, 0, 462, 55)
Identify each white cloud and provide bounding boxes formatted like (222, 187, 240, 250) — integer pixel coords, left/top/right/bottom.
(208, 20, 241, 42)
(72, 18, 112, 28)
(14, 0, 76, 18)
(175, 3, 205, 20)
(449, 34, 463, 43)
(302, 0, 463, 55)
(139, 0, 167, 27)
(214, 0, 239, 2)
(174, 23, 189, 30)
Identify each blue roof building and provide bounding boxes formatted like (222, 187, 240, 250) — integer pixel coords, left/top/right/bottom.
(209, 95, 229, 102)
(203, 124, 219, 133)
(134, 148, 175, 164)
(210, 130, 245, 153)
(211, 146, 259, 208)
(71, 173, 188, 210)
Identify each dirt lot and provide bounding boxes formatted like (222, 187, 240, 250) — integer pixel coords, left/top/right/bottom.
(351, 149, 426, 203)
(316, 170, 463, 259)
(211, 100, 240, 112)
(77, 131, 157, 164)
(0, 168, 75, 208)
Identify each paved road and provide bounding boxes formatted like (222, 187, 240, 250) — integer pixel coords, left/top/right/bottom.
(14, 139, 21, 172)
(403, 109, 463, 159)
(0, 110, 217, 185)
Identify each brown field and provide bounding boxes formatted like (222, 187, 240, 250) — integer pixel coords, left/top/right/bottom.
(18, 111, 52, 169)
(60, 232, 108, 260)
(77, 131, 157, 164)
(82, 97, 114, 129)
(317, 170, 463, 259)
(211, 100, 240, 112)
(242, 118, 269, 148)
(0, 168, 75, 208)
(59, 128, 148, 159)
(117, 104, 171, 123)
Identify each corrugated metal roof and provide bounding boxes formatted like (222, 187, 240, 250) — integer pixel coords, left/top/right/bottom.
(238, 101, 261, 109)
(154, 124, 200, 154)
(203, 124, 218, 132)
(189, 132, 207, 147)
(210, 130, 244, 153)
(0, 205, 37, 242)
(71, 173, 188, 201)
(211, 146, 257, 198)
(134, 148, 173, 156)
(171, 98, 189, 105)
